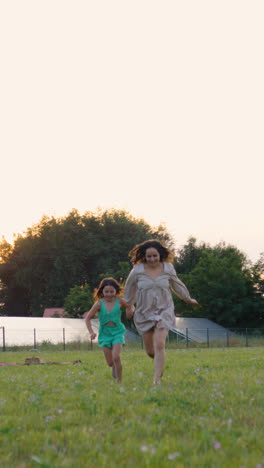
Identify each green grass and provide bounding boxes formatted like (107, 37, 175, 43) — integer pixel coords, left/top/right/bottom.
(1, 347, 264, 467)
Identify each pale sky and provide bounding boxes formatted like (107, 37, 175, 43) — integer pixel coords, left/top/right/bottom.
(0, 1, 263, 263)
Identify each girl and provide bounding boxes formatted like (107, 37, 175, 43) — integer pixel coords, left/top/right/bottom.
(85, 277, 129, 383)
(124, 240, 198, 385)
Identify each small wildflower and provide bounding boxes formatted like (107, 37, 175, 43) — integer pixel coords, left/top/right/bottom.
(168, 452, 181, 460)
(213, 441, 221, 450)
(141, 445, 148, 452)
(46, 415, 56, 422)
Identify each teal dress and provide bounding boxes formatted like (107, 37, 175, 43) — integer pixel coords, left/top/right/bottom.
(98, 298, 126, 348)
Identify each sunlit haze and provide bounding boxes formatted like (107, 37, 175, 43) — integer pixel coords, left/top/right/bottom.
(1, 1, 263, 262)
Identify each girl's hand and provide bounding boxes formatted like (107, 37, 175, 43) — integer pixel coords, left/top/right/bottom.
(188, 298, 198, 306)
(90, 332, 97, 340)
(126, 305, 135, 319)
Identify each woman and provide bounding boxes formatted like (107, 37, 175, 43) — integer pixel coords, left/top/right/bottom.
(124, 240, 198, 384)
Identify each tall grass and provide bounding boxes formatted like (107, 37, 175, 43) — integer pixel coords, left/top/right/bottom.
(1, 347, 264, 467)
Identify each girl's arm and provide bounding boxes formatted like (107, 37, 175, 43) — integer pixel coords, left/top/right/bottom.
(119, 297, 135, 319)
(126, 305, 135, 319)
(85, 301, 101, 340)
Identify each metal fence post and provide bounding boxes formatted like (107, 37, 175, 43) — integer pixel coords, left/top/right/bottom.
(245, 328, 248, 347)
(207, 328, 209, 348)
(2, 327, 5, 352)
(34, 328, 37, 349)
(226, 330, 229, 347)
(63, 328, 66, 351)
(186, 328, 189, 348)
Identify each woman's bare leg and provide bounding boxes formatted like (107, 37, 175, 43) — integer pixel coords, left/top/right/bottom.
(153, 328, 169, 384)
(112, 343, 123, 383)
(142, 328, 155, 358)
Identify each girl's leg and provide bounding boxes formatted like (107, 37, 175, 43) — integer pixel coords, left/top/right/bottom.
(142, 328, 155, 358)
(153, 328, 169, 384)
(102, 346, 114, 367)
(112, 343, 123, 383)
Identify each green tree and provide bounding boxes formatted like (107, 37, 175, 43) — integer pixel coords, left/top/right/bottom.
(0, 209, 173, 317)
(98, 261, 131, 284)
(63, 284, 93, 318)
(251, 253, 264, 297)
(0, 280, 8, 316)
(174, 237, 210, 274)
(183, 250, 263, 327)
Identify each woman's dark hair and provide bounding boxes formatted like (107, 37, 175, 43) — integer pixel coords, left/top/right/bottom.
(128, 239, 174, 265)
(94, 277, 123, 300)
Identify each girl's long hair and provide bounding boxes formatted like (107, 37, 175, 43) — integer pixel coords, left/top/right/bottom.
(128, 239, 174, 265)
(94, 277, 123, 301)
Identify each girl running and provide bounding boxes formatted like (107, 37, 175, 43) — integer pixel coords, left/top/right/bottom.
(85, 277, 130, 383)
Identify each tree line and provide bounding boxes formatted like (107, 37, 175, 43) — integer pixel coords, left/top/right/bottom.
(0, 209, 263, 328)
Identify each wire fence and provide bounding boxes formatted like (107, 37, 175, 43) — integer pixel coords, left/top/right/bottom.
(0, 325, 93, 352)
(167, 327, 264, 349)
(1, 326, 264, 352)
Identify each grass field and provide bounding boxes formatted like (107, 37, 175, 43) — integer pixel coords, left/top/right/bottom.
(1, 347, 264, 468)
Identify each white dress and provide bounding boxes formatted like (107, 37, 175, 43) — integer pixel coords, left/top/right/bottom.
(123, 262, 192, 335)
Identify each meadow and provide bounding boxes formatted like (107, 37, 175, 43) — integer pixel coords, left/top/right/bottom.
(1, 347, 264, 468)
